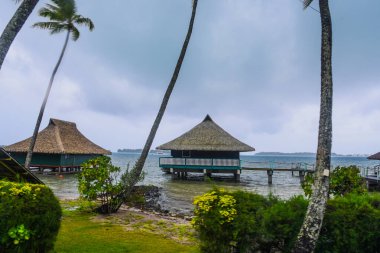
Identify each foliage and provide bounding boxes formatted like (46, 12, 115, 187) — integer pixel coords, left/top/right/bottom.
(301, 165, 367, 198)
(0, 180, 61, 253)
(258, 195, 308, 252)
(193, 189, 380, 253)
(193, 189, 282, 252)
(329, 165, 367, 196)
(317, 193, 380, 253)
(78, 156, 144, 214)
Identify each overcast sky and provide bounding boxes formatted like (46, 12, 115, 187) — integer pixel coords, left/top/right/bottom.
(0, 0, 379, 154)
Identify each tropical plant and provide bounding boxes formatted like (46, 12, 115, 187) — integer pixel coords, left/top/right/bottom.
(78, 156, 122, 214)
(115, 0, 199, 210)
(24, 0, 94, 169)
(302, 165, 367, 198)
(293, 0, 334, 252)
(0, 0, 40, 71)
(0, 180, 61, 252)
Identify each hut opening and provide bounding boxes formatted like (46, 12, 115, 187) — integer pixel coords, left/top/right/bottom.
(156, 115, 255, 180)
(4, 118, 111, 174)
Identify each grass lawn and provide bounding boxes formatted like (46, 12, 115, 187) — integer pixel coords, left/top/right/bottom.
(54, 202, 199, 253)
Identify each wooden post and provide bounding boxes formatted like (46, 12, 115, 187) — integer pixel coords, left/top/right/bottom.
(299, 171, 305, 183)
(234, 170, 241, 182)
(203, 169, 207, 181)
(267, 170, 273, 184)
(171, 169, 176, 179)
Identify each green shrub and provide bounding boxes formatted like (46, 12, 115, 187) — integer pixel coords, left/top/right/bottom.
(78, 156, 144, 214)
(258, 195, 308, 252)
(302, 165, 367, 198)
(317, 193, 380, 253)
(192, 189, 306, 253)
(193, 189, 380, 253)
(0, 180, 61, 253)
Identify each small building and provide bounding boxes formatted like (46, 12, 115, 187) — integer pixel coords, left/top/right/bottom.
(156, 115, 255, 180)
(4, 118, 111, 173)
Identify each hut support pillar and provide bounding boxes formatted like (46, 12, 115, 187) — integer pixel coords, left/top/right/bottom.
(267, 170, 273, 185)
(234, 170, 240, 181)
(299, 171, 305, 183)
(203, 169, 207, 181)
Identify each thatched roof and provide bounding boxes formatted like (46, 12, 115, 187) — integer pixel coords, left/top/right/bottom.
(0, 148, 43, 184)
(157, 115, 255, 152)
(5, 119, 111, 155)
(368, 152, 380, 160)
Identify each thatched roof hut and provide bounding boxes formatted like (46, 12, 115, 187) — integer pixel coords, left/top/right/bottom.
(0, 148, 43, 184)
(157, 115, 255, 152)
(4, 119, 110, 169)
(5, 118, 111, 155)
(368, 152, 380, 160)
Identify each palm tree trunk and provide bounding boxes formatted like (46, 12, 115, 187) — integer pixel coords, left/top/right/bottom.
(292, 0, 333, 252)
(115, 0, 199, 210)
(24, 30, 70, 169)
(0, 0, 39, 71)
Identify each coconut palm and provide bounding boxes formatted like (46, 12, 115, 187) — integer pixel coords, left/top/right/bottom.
(24, 0, 94, 169)
(292, 0, 333, 252)
(116, 0, 199, 207)
(0, 0, 40, 70)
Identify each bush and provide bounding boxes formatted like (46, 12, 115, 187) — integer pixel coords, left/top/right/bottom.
(0, 180, 61, 253)
(78, 156, 144, 214)
(302, 165, 367, 198)
(192, 189, 307, 253)
(193, 189, 380, 253)
(317, 193, 380, 253)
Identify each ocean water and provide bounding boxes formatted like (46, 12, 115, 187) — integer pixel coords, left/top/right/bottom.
(37, 153, 378, 214)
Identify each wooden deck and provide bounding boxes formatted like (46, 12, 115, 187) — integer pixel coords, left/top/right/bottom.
(159, 158, 316, 183)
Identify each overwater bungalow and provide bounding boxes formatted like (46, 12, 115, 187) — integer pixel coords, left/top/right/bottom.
(156, 115, 255, 180)
(4, 118, 111, 173)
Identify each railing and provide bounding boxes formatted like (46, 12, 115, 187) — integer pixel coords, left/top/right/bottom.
(242, 161, 315, 171)
(159, 157, 241, 169)
(360, 165, 380, 180)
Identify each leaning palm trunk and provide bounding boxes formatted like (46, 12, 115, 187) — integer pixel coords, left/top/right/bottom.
(292, 0, 333, 252)
(24, 30, 70, 169)
(114, 0, 199, 210)
(0, 0, 39, 70)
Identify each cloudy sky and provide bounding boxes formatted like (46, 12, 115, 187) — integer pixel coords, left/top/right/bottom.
(0, 0, 379, 154)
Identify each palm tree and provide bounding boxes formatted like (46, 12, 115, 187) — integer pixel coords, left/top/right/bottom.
(24, 0, 94, 169)
(117, 0, 199, 206)
(292, 0, 333, 252)
(0, 0, 40, 71)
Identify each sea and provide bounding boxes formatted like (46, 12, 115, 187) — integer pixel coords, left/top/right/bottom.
(36, 153, 378, 214)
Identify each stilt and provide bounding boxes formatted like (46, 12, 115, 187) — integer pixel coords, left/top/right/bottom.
(267, 170, 273, 185)
(299, 171, 305, 183)
(171, 170, 176, 179)
(203, 169, 207, 181)
(234, 172, 240, 181)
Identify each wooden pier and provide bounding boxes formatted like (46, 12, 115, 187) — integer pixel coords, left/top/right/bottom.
(242, 161, 315, 184)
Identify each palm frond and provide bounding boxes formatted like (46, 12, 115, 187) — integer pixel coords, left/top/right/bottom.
(49, 24, 68, 35)
(32, 21, 64, 32)
(303, 0, 314, 9)
(73, 15, 94, 31)
(70, 26, 80, 41)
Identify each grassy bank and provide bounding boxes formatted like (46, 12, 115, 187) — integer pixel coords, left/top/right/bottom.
(54, 201, 199, 253)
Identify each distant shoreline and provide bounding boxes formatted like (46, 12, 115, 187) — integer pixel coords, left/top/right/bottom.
(115, 149, 368, 158)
